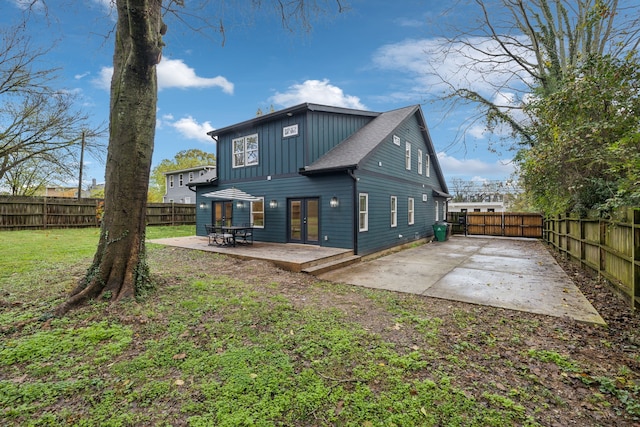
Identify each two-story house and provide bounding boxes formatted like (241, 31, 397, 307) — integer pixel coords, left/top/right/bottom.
(163, 166, 216, 204)
(193, 103, 450, 256)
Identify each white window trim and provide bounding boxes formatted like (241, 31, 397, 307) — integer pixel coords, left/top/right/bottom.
(435, 200, 440, 222)
(250, 197, 265, 228)
(408, 197, 415, 225)
(169, 175, 174, 188)
(188, 172, 194, 182)
(393, 134, 400, 146)
(359, 193, 369, 232)
(390, 196, 397, 228)
(232, 133, 259, 168)
(417, 149, 423, 175)
(178, 173, 184, 187)
(405, 142, 411, 170)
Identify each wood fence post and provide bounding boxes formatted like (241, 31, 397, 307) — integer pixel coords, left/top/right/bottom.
(43, 197, 47, 230)
(632, 207, 639, 308)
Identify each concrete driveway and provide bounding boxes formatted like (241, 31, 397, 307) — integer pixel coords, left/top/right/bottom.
(318, 236, 605, 325)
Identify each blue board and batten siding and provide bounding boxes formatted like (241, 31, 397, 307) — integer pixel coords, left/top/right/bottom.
(196, 174, 354, 249)
(353, 113, 447, 255)
(195, 103, 450, 256)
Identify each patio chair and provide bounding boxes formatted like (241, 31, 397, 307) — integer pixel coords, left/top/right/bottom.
(235, 223, 254, 245)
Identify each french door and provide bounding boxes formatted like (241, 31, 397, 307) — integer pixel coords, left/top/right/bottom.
(288, 198, 319, 244)
(212, 201, 233, 226)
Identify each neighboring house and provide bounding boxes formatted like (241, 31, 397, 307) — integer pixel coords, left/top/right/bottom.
(164, 166, 216, 203)
(193, 103, 451, 256)
(448, 201, 506, 213)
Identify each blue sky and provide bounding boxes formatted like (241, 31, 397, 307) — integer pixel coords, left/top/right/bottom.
(4, 0, 518, 189)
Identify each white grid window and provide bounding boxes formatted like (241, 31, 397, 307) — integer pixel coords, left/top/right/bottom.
(435, 200, 440, 222)
(390, 196, 397, 228)
(251, 198, 265, 228)
(169, 175, 174, 188)
(408, 198, 415, 225)
(418, 149, 423, 175)
(405, 142, 411, 170)
(426, 155, 431, 177)
(178, 173, 184, 187)
(359, 193, 369, 232)
(233, 133, 259, 168)
(189, 172, 194, 182)
(393, 135, 400, 146)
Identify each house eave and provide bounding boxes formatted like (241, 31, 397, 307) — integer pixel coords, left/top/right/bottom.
(299, 165, 358, 176)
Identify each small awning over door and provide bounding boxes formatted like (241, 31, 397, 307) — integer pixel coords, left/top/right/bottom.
(202, 187, 261, 202)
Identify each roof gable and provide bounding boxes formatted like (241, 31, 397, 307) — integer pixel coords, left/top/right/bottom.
(300, 105, 418, 173)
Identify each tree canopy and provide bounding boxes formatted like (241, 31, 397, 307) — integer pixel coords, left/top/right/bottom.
(518, 54, 640, 215)
(0, 25, 104, 193)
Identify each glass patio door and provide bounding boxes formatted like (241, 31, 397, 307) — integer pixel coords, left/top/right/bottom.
(213, 201, 233, 226)
(288, 198, 319, 244)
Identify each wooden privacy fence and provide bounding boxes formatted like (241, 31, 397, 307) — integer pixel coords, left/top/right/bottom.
(0, 196, 196, 230)
(544, 208, 640, 308)
(447, 212, 544, 238)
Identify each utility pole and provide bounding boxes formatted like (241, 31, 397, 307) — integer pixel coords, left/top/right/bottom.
(77, 131, 85, 199)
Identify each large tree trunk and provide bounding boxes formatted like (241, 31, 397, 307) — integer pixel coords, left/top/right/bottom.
(56, 0, 164, 315)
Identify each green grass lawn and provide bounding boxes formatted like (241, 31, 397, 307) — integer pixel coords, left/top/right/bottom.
(1, 226, 638, 426)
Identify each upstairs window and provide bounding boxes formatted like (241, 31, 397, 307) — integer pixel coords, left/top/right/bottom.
(189, 172, 194, 182)
(426, 154, 431, 177)
(178, 173, 184, 187)
(168, 175, 174, 188)
(233, 133, 259, 168)
(405, 142, 411, 170)
(393, 135, 401, 146)
(418, 149, 423, 175)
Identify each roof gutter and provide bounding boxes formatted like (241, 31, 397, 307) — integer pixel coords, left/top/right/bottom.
(348, 169, 359, 255)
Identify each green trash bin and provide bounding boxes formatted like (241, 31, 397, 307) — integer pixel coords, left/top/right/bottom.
(433, 224, 448, 242)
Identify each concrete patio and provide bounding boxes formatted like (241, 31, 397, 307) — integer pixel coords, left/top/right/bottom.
(148, 235, 605, 325)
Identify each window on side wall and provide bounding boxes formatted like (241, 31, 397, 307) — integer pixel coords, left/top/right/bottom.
(405, 142, 411, 170)
(178, 173, 184, 187)
(232, 133, 259, 168)
(189, 172, 194, 182)
(390, 196, 397, 228)
(408, 197, 415, 225)
(359, 193, 369, 232)
(426, 155, 431, 177)
(435, 200, 440, 222)
(251, 198, 265, 228)
(417, 149, 423, 175)
(169, 175, 174, 188)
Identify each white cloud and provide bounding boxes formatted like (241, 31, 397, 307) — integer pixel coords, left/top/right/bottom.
(371, 37, 534, 100)
(162, 116, 215, 143)
(270, 79, 366, 110)
(75, 72, 90, 80)
(92, 58, 234, 94)
(93, 66, 112, 91)
(157, 58, 234, 93)
(437, 151, 515, 179)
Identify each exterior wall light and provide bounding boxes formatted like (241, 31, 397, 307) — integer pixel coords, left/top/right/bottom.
(199, 202, 207, 209)
(269, 199, 278, 209)
(236, 201, 244, 209)
(330, 196, 339, 208)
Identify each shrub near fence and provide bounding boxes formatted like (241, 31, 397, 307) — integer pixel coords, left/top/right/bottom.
(0, 196, 196, 230)
(544, 208, 640, 308)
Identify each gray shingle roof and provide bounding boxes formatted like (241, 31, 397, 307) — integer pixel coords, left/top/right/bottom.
(301, 105, 419, 174)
